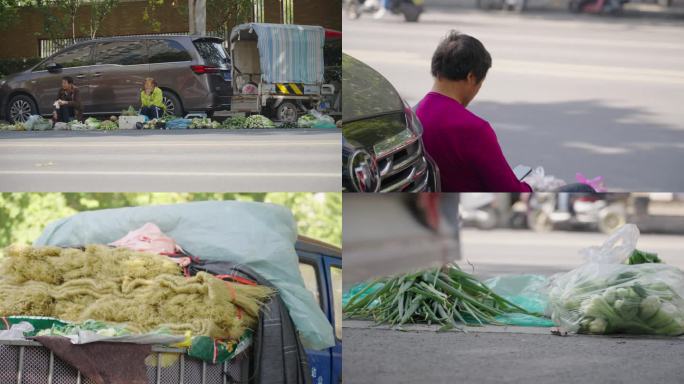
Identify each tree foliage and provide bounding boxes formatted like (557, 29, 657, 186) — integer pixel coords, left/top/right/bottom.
(0, 193, 342, 257)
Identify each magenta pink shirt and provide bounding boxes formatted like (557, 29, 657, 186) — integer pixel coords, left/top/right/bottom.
(416, 92, 532, 192)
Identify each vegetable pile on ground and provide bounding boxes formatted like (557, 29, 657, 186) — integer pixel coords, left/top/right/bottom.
(344, 264, 535, 330)
(85, 117, 101, 130)
(296, 114, 317, 128)
(189, 117, 220, 129)
(548, 224, 684, 336)
(222, 115, 247, 129)
(0, 244, 273, 340)
(244, 115, 275, 128)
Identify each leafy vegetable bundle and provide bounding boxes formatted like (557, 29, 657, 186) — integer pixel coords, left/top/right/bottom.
(189, 117, 220, 129)
(344, 265, 534, 330)
(548, 257, 684, 336)
(244, 115, 275, 128)
(548, 225, 684, 336)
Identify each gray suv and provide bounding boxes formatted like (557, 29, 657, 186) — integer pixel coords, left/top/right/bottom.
(0, 35, 232, 122)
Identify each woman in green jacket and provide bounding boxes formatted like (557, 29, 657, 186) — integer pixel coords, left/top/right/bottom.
(140, 78, 165, 119)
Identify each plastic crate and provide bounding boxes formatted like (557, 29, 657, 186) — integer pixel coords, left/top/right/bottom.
(0, 340, 248, 384)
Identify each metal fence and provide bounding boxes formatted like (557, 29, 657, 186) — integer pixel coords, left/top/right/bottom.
(38, 30, 229, 58)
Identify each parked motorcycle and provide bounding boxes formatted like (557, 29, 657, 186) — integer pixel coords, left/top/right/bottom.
(568, 0, 628, 14)
(460, 193, 500, 230)
(527, 193, 627, 233)
(344, 0, 424, 22)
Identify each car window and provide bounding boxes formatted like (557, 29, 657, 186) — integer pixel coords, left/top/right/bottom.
(342, 111, 408, 151)
(299, 262, 321, 307)
(45, 44, 93, 69)
(95, 40, 146, 65)
(342, 53, 403, 122)
(330, 265, 342, 340)
(193, 40, 230, 68)
(148, 39, 192, 64)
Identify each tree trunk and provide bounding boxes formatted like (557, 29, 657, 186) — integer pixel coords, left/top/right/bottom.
(188, 0, 195, 34)
(72, 14, 76, 43)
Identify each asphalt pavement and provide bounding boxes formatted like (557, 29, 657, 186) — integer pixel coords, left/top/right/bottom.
(0, 129, 341, 191)
(343, 10, 684, 191)
(343, 228, 684, 383)
(344, 321, 684, 384)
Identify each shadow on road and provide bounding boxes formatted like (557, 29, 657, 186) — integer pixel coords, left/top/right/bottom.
(469, 99, 684, 190)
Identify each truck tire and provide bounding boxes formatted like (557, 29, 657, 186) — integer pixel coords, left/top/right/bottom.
(7, 94, 37, 123)
(275, 101, 299, 123)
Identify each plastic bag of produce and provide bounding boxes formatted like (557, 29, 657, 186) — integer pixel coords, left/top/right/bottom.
(524, 167, 566, 191)
(166, 118, 191, 130)
(24, 115, 52, 131)
(547, 224, 684, 335)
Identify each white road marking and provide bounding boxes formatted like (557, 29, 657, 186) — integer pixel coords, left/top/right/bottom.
(345, 49, 684, 84)
(0, 170, 340, 177)
(0, 141, 339, 148)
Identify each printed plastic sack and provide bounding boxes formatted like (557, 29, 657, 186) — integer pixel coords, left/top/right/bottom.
(524, 166, 566, 191)
(547, 224, 684, 335)
(165, 118, 191, 130)
(109, 222, 180, 255)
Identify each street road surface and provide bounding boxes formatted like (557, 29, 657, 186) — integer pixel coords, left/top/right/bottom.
(343, 10, 684, 190)
(344, 321, 684, 384)
(344, 228, 684, 383)
(460, 228, 684, 277)
(0, 130, 341, 191)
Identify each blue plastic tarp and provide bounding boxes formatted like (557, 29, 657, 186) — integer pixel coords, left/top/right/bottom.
(231, 23, 324, 84)
(34, 201, 335, 350)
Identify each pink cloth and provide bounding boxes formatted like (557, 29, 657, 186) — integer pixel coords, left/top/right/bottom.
(416, 92, 532, 192)
(109, 222, 179, 255)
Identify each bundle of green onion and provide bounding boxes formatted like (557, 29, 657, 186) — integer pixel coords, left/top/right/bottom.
(344, 264, 535, 330)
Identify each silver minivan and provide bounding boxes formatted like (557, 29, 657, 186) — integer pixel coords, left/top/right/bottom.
(0, 35, 232, 122)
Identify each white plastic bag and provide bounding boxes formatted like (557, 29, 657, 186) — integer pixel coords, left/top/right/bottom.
(547, 224, 684, 335)
(0, 322, 34, 341)
(524, 166, 566, 191)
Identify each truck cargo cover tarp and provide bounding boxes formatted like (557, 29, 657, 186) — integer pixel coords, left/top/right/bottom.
(231, 23, 324, 84)
(34, 201, 335, 350)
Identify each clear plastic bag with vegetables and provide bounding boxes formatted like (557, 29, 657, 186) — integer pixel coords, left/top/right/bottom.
(548, 224, 684, 336)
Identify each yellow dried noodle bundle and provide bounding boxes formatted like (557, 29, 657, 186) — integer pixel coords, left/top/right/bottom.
(0, 245, 273, 340)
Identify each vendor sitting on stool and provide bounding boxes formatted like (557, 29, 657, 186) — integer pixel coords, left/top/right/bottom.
(52, 76, 83, 122)
(140, 78, 166, 119)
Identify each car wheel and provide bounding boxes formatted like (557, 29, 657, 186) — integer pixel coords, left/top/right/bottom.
(7, 94, 37, 123)
(162, 91, 183, 117)
(598, 208, 626, 234)
(275, 101, 299, 123)
(528, 210, 553, 232)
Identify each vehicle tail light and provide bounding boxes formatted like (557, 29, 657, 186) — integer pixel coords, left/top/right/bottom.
(191, 65, 220, 74)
